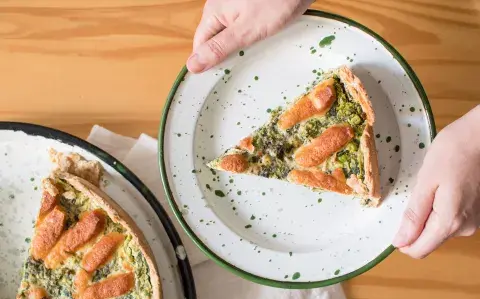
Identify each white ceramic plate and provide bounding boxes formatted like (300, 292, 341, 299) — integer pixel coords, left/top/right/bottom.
(0, 123, 196, 299)
(160, 11, 435, 288)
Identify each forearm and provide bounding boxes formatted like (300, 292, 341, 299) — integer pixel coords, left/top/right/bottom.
(465, 105, 480, 151)
(471, 105, 480, 128)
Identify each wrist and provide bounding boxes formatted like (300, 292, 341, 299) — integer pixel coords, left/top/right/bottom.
(469, 105, 480, 131)
(467, 105, 480, 152)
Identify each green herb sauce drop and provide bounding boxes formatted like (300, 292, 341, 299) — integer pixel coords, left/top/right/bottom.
(319, 35, 336, 48)
(215, 190, 225, 197)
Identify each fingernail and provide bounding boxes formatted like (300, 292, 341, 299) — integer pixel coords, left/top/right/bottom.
(392, 230, 407, 248)
(186, 53, 208, 73)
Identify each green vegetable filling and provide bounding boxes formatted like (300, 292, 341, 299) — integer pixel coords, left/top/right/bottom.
(17, 182, 153, 299)
(251, 107, 295, 179)
(336, 141, 364, 180)
(245, 76, 367, 182)
(329, 78, 366, 137)
(20, 257, 75, 298)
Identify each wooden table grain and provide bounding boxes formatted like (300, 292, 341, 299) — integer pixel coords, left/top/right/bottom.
(1, 1, 479, 298)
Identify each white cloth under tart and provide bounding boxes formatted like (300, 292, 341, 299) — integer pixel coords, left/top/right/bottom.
(87, 125, 346, 299)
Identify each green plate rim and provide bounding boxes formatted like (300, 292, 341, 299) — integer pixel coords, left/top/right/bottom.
(158, 9, 437, 289)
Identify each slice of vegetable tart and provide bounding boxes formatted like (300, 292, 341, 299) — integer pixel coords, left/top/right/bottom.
(208, 66, 381, 206)
(17, 150, 161, 299)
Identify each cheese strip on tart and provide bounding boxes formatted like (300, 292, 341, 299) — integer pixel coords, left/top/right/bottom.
(207, 65, 381, 206)
(16, 150, 162, 299)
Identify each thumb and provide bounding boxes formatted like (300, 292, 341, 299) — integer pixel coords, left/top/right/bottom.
(192, 14, 226, 51)
(392, 179, 437, 248)
(187, 24, 248, 74)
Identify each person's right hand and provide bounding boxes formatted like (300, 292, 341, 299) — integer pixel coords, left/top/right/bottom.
(187, 0, 314, 73)
(393, 105, 480, 258)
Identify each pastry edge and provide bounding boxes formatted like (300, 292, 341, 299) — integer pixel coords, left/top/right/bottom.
(336, 65, 375, 126)
(336, 66, 381, 206)
(57, 173, 162, 299)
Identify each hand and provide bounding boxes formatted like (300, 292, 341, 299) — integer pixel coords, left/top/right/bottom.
(393, 105, 480, 258)
(187, 0, 314, 73)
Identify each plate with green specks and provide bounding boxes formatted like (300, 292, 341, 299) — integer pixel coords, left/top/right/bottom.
(0, 123, 196, 299)
(159, 10, 435, 288)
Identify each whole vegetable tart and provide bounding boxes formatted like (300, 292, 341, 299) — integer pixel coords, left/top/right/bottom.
(17, 150, 161, 299)
(208, 66, 381, 206)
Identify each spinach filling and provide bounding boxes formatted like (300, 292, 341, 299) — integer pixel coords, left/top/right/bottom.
(252, 108, 290, 157)
(251, 108, 295, 179)
(91, 235, 153, 299)
(18, 183, 153, 299)
(295, 77, 366, 179)
(255, 156, 292, 179)
(20, 257, 76, 298)
(304, 77, 366, 139)
(248, 76, 366, 182)
(329, 77, 366, 137)
(121, 235, 153, 298)
(330, 77, 366, 179)
(336, 143, 364, 180)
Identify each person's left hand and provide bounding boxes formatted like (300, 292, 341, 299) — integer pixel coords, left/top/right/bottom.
(392, 105, 480, 258)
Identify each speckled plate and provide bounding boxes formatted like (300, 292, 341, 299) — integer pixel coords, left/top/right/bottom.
(159, 10, 436, 288)
(0, 123, 196, 299)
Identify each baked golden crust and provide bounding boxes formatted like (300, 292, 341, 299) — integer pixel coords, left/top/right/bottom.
(81, 272, 135, 299)
(238, 136, 255, 153)
(294, 125, 354, 167)
(360, 125, 381, 205)
(49, 149, 102, 187)
(32, 206, 66, 260)
(28, 288, 48, 299)
(64, 209, 106, 252)
(44, 209, 107, 269)
(42, 178, 59, 198)
(38, 191, 58, 219)
(60, 173, 162, 299)
(331, 168, 347, 183)
(278, 78, 336, 130)
(74, 269, 91, 297)
(288, 169, 353, 194)
(218, 154, 249, 173)
(82, 233, 125, 272)
(335, 66, 381, 204)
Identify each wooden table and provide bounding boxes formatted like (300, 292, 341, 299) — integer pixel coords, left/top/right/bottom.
(1, 1, 479, 298)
